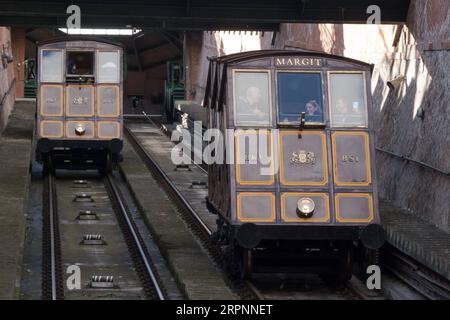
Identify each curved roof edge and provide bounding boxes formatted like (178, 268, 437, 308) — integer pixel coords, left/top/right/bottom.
(37, 36, 123, 48)
(208, 49, 372, 69)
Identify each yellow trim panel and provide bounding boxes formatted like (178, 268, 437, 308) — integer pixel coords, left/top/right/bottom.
(65, 84, 95, 117)
(40, 85, 64, 117)
(335, 193, 374, 223)
(279, 130, 328, 186)
(97, 121, 121, 139)
(331, 131, 372, 187)
(237, 192, 276, 223)
(280, 192, 330, 223)
(40, 120, 63, 138)
(235, 130, 275, 186)
(65, 121, 95, 139)
(97, 85, 120, 117)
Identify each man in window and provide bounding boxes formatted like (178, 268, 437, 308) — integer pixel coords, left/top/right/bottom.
(237, 86, 268, 121)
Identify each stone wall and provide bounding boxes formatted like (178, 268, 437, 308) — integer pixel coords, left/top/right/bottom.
(184, 31, 265, 104)
(0, 27, 16, 133)
(183, 0, 450, 230)
(373, 1, 450, 230)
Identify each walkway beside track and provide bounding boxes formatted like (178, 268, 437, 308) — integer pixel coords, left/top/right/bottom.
(0, 99, 35, 299)
(380, 201, 450, 280)
(119, 136, 237, 300)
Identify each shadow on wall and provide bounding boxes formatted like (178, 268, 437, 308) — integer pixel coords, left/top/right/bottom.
(372, 0, 450, 230)
(373, 39, 450, 230)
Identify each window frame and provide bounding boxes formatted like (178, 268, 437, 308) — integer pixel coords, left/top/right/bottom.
(232, 68, 272, 128)
(65, 49, 96, 78)
(40, 49, 65, 83)
(275, 69, 326, 126)
(327, 70, 368, 128)
(96, 50, 121, 84)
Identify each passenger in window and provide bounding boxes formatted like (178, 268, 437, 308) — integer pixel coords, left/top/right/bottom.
(305, 100, 321, 116)
(333, 98, 366, 125)
(336, 98, 349, 114)
(237, 86, 268, 119)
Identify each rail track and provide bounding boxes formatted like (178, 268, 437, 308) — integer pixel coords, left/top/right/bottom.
(382, 244, 450, 300)
(42, 170, 166, 300)
(124, 121, 385, 300)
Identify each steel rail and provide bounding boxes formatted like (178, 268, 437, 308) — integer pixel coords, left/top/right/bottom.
(383, 244, 450, 300)
(124, 125, 212, 236)
(43, 173, 63, 300)
(48, 174, 57, 300)
(105, 173, 165, 300)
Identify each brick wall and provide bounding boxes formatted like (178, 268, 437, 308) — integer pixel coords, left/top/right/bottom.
(0, 27, 16, 133)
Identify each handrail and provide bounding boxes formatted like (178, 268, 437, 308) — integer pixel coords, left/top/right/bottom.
(376, 146, 450, 176)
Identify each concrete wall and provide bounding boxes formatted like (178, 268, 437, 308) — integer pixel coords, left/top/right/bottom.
(0, 27, 16, 133)
(184, 0, 450, 231)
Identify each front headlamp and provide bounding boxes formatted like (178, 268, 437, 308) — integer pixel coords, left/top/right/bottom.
(296, 197, 315, 218)
(75, 124, 86, 136)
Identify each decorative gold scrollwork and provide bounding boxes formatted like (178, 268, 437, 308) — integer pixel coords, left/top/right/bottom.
(72, 96, 88, 105)
(290, 150, 316, 165)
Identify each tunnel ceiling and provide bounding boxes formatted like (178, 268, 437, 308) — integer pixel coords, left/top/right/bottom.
(2, 0, 410, 30)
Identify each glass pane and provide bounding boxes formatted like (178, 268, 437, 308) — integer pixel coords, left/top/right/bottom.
(67, 51, 94, 76)
(97, 51, 120, 83)
(277, 72, 323, 124)
(329, 73, 367, 127)
(234, 71, 271, 126)
(41, 50, 63, 82)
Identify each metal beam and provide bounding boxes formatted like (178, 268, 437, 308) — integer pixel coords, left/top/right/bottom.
(157, 31, 183, 55)
(142, 57, 182, 71)
(0, 0, 410, 29)
(127, 41, 170, 56)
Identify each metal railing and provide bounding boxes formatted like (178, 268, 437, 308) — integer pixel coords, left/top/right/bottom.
(376, 146, 450, 176)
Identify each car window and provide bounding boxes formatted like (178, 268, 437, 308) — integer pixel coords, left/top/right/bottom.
(233, 71, 271, 127)
(277, 72, 323, 124)
(97, 51, 120, 83)
(41, 50, 64, 83)
(329, 72, 367, 127)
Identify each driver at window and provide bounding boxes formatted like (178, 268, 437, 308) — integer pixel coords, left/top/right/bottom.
(237, 86, 267, 118)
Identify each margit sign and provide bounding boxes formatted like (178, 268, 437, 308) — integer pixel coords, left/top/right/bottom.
(274, 57, 322, 67)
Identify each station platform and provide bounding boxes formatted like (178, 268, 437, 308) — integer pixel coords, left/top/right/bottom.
(0, 98, 35, 299)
